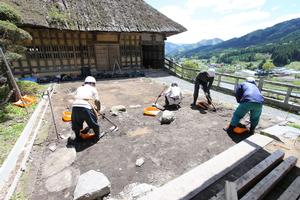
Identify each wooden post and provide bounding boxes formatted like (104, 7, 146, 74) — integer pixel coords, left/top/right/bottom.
(217, 74, 222, 87)
(241, 156, 297, 200)
(225, 181, 238, 200)
(284, 87, 293, 104)
(234, 78, 239, 91)
(258, 77, 264, 91)
(278, 176, 300, 200)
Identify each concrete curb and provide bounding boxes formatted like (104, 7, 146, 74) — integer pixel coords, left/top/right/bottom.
(139, 134, 273, 200)
(0, 84, 55, 199)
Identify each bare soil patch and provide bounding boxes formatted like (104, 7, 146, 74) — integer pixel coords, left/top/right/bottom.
(14, 77, 279, 199)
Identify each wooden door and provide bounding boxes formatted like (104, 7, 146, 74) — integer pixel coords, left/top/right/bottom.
(94, 44, 120, 71)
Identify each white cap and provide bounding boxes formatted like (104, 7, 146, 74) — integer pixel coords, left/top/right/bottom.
(207, 68, 216, 77)
(246, 77, 255, 83)
(84, 76, 96, 83)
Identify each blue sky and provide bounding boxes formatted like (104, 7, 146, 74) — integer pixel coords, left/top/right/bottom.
(145, 0, 300, 44)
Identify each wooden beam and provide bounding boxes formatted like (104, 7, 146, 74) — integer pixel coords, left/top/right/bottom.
(277, 176, 300, 200)
(225, 181, 238, 200)
(211, 150, 285, 200)
(241, 156, 297, 200)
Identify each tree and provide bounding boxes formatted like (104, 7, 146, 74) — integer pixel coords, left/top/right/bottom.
(0, 2, 32, 100)
(262, 60, 275, 72)
(258, 59, 266, 69)
(182, 59, 199, 69)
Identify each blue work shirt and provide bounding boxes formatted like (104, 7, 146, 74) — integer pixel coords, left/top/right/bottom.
(235, 81, 264, 104)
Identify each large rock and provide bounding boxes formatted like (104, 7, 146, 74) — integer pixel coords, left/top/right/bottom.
(42, 147, 76, 178)
(261, 124, 300, 141)
(74, 170, 111, 200)
(160, 111, 175, 124)
(45, 167, 80, 192)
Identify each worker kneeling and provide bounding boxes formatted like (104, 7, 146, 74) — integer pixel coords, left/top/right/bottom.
(71, 76, 101, 141)
(226, 77, 264, 135)
(161, 83, 182, 109)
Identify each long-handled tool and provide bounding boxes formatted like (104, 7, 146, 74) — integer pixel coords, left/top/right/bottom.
(205, 93, 217, 112)
(46, 89, 61, 140)
(99, 113, 119, 132)
(152, 87, 167, 107)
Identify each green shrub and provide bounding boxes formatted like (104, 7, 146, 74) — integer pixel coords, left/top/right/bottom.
(0, 20, 32, 42)
(0, 2, 21, 23)
(17, 81, 43, 96)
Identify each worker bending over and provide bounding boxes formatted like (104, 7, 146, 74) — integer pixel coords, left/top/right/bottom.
(192, 68, 215, 106)
(71, 76, 101, 140)
(226, 77, 264, 135)
(160, 82, 183, 109)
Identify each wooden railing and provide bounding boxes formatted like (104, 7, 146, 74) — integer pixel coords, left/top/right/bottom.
(164, 58, 300, 112)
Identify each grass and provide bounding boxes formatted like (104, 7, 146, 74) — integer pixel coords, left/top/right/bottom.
(0, 122, 25, 165)
(0, 81, 44, 166)
(286, 61, 300, 70)
(10, 192, 26, 200)
(287, 123, 300, 130)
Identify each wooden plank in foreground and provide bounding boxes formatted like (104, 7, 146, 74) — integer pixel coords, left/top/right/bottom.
(225, 181, 238, 200)
(138, 134, 273, 200)
(277, 176, 300, 200)
(241, 156, 297, 200)
(211, 150, 285, 200)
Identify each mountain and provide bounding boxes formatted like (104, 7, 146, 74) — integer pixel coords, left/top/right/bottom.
(165, 38, 223, 56)
(184, 18, 300, 58)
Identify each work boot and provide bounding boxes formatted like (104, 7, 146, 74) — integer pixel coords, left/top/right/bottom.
(249, 126, 255, 135)
(224, 125, 235, 134)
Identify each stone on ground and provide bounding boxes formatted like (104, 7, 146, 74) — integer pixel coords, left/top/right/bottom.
(45, 167, 80, 192)
(42, 147, 76, 178)
(160, 111, 175, 124)
(74, 170, 111, 200)
(129, 105, 142, 109)
(111, 105, 126, 116)
(261, 124, 300, 140)
(135, 158, 145, 167)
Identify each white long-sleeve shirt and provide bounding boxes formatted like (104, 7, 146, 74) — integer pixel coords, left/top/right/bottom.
(72, 84, 99, 109)
(164, 86, 183, 105)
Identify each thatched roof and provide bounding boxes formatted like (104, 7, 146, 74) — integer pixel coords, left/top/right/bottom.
(2, 0, 186, 36)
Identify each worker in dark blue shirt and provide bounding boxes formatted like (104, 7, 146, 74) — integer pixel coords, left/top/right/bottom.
(226, 77, 264, 135)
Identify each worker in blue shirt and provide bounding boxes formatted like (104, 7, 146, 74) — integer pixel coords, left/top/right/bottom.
(226, 77, 264, 135)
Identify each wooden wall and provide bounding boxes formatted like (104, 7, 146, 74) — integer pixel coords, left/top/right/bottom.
(12, 28, 166, 77)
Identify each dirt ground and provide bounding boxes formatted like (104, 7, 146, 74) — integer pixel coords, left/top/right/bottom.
(14, 77, 281, 200)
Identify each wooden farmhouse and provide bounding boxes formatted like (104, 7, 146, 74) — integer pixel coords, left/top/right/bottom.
(3, 0, 186, 77)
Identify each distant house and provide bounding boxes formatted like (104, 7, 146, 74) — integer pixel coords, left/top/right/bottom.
(3, 0, 186, 77)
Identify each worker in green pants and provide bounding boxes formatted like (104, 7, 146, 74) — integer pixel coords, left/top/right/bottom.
(226, 77, 264, 135)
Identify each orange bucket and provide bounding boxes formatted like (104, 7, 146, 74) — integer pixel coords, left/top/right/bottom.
(62, 111, 72, 122)
(143, 106, 161, 116)
(13, 95, 36, 107)
(233, 127, 249, 134)
(197, 101, 208, 110)
(80, 132, 96, 140)
(226, 124, 249, 135)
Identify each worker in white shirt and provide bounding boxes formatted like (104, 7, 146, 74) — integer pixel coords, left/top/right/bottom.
(160, 83, 183, 109)
(71, 76, 101, 140)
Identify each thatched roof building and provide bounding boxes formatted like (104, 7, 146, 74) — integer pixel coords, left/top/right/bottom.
(3, 0, 186, 77)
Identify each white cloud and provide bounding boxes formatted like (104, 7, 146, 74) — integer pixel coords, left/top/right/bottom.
(158, 1, 300, 44)
(271, 6, 280, 11)
(186, 0, 267, 13)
